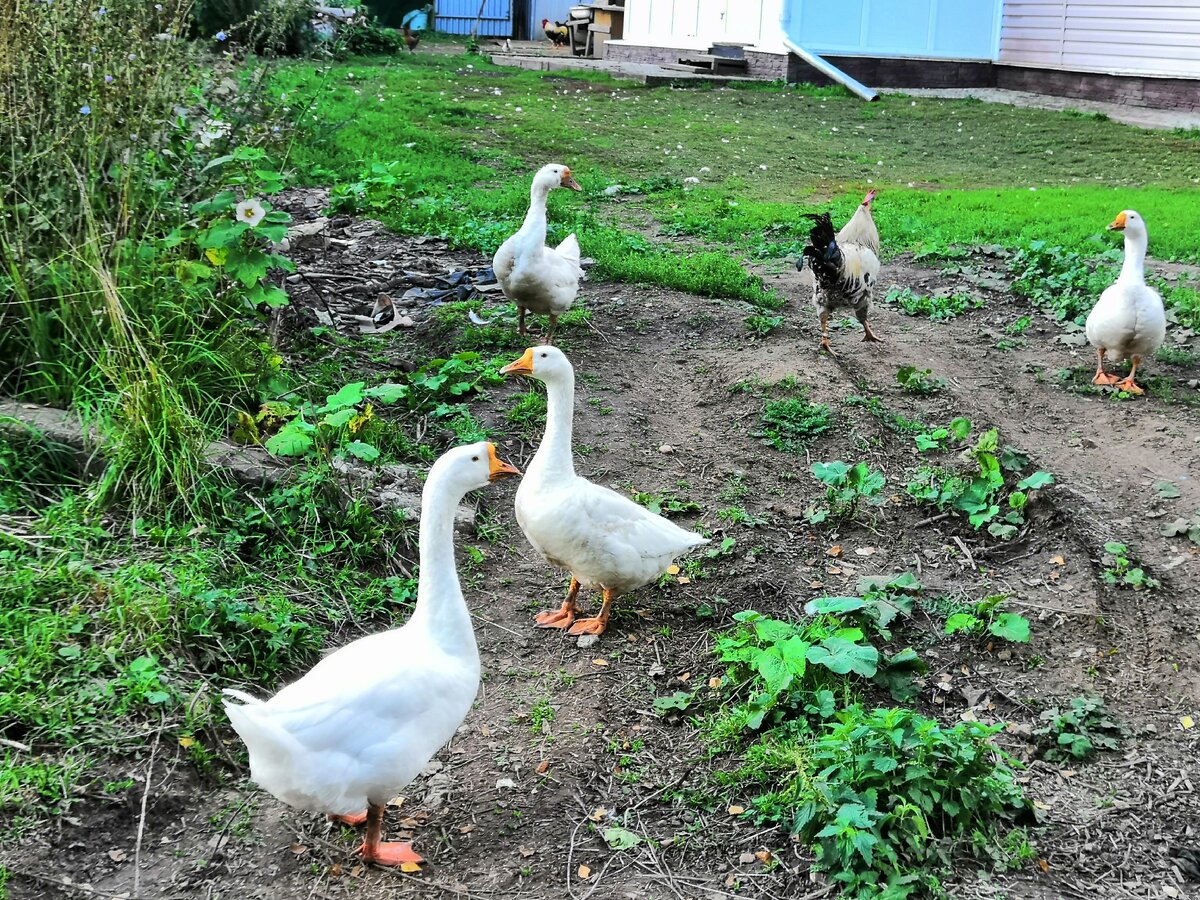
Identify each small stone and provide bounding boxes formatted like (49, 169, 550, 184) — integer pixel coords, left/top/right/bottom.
(495, 777, 516, 790)
(658, 444, 674, 454)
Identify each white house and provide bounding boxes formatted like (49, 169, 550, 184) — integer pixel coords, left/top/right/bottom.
(605, 0, 1200, 108)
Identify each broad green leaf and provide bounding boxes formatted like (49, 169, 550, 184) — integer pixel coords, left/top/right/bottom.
(343, 440, 380, 462)
(226, 247, 270, 288)
(949, 417, 972, 441)
(265, 422, 315, 457)
(191, 188, 236, 211)
(754, 617, 795, 644)
(945, 613, 980, 635)
(653, 691, 692, 715)
(1017, 471, 1055, 491)
(804, 596, 867, 617)
(807, 637, 879, 677)
(811, 461, 849, 484)
(754, 647, 793, 696)
(364, 383, 408, 404)
(602, 826, 642, 851)
(319, 382, 366, 413)
(1154, 481, 1181, 499)
(989, 613, 1031, 643)
(321, 408, 356, 429)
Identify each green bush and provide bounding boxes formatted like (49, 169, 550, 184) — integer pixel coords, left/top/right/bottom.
(191, 0, 313, 55)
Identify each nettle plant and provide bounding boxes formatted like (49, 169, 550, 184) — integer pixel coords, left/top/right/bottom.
(184, 147, 295, 309)
(807, 460, 887, 525)
(906, 428, 1054, 539)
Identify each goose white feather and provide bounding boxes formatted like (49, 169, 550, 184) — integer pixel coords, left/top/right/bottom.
(493, 163, 583, 343)
(501, 346, 707, 635)
(222, 441, 518, 862)
(1085, 209, 1166, 395)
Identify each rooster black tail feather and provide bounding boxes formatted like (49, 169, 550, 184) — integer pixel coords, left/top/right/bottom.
(802, 211, 843, 283)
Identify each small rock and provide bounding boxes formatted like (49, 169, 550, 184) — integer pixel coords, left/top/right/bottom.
(658, 444, 674, 454)
(495, 777, 516, 790)
(576, 634, 600, 650)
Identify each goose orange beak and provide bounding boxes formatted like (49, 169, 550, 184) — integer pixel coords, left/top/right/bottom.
(500, 348, 535, 376)
(561, 168, 582, 192)
(1107, 212, 1127, 231)
(487, 443, 520, 481)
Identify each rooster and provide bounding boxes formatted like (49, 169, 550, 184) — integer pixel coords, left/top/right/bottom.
(800, 194, 882, 354)
(402, 24, 419, 53)
(542, 18, 569, 46)
(836, 188, 879, 256)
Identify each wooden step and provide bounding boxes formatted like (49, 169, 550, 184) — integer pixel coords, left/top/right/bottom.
(678, 54, 748, 72)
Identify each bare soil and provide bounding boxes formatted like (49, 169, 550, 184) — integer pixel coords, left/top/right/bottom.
(7, 206, 1200, 900)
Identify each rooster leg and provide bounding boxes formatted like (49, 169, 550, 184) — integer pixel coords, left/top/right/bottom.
(856, 305, 882, 343)
(543, 314, 558, 345)
(1092, 348, 1119, 386)
(535, 577, 580, 629)
(517, 305, 528, 336)
(358, 803, 423, 867)
(818, 310, 835, 356)
(567, 587, 616, 636)
(1115, 355, 1145, 395)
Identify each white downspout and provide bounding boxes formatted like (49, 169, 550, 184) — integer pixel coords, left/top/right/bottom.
(782, 37, 878, 101)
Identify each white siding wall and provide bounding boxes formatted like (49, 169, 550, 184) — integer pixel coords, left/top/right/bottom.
(620, 0, 788, 51)
(999, 0, 1200, 77)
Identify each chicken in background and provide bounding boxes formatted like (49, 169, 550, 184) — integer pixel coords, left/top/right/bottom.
(543, 18, 569, 46)
(800, 193, 883, 354)
(402, 24, 420, 53)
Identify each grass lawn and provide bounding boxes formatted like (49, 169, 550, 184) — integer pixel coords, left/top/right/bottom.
(275, 49, 1200, 323)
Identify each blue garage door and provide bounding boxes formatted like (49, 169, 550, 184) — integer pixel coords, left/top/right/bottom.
(437, 0, 513, 36)
(784, 0, 1002, 60)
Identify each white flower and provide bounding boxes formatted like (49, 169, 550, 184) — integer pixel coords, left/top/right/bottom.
(235, 199, 266, 227)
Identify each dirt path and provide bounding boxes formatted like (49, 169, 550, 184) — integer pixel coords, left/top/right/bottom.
(8, 230, 1199, 900)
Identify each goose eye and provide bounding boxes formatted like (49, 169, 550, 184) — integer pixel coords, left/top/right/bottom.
(540, 352, 548, 358)
(472, 455, 479, 461)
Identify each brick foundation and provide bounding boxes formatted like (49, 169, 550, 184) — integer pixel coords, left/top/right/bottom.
(605, 42, 1198, 111)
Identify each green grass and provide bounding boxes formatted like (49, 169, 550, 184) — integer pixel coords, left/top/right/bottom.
(279, 53, 1200, 268)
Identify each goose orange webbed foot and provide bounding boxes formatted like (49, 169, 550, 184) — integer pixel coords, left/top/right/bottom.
(1115, 378, 1145, 395)
(535, 602, 576, 629)
(567, 616, 608, 636)
(1092, 372, 1120, 386)
(819, 338, 837, 357)
(329, 811, 368, 827)
(359, 840, 423, 868)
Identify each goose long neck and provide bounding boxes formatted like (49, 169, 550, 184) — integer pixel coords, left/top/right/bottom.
(1120, 229, 1147, 282)
(519, 182, 551, 243)
(529, 373, 576, 481)
(408, 470, 476, 656)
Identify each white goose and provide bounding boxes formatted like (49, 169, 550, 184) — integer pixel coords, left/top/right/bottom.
(500, 346, 708, 636)
(1086, 209, 1166, 395)
(492, 163, 583, 343)
(223, 442, 519, 867)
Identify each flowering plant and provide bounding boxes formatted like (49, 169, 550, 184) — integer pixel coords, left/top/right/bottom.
(185, 146, 294, 308)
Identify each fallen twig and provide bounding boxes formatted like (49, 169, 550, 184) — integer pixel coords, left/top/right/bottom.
(132, 730, 161, 896)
